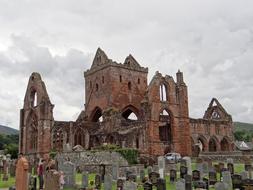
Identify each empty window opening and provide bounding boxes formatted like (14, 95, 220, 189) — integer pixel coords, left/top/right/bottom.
(120, 75, 122, 82)
(91, 107, 103, 122)
(160, 84, 167, 101)
(96, 83, 99, 91)
(138, 78, 140, 84)
(102, 76, 104, 83)
(90, 81, 92, 88)
(122, 109, 138, 121)
(159, 123, 172, 143)
(30, 90, 38, 107)
(128, 82, 132, 90)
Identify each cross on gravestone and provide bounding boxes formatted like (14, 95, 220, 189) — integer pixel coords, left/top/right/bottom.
(227, 163, 234, 175)
(117, 178, 124, 190)
(149, 172, 160, 185)
(170, 169, 177, 183)
(185, 174, 192, 190)
(123, 181, 138, 190)
(232, 174, 242, 190)
(156, 178, 166, 190)
(209, 171, 217, 185)
(176, 179, 185, 190)
(214, 182, 230, 190)
(180, 166, 188, 179)
(95, 174, 101, 190)
(104, 174, 112, 190)
(192, 170, 201, 181)
(143, 181, 153, 190)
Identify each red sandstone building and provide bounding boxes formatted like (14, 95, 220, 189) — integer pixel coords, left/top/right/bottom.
(19, 48, 234, 158)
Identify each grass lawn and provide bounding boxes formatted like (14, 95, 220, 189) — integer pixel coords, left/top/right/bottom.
(0, 163, 245, 190)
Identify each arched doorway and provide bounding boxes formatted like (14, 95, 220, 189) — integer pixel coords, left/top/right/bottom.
(221, 137, 230, 151)
(209, 138, 218, 152)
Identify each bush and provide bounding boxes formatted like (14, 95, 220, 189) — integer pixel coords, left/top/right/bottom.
(4, 143, 18, 159)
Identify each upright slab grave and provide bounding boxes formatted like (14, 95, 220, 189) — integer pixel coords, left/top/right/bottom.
(104, 174, 112, 190)
(209, 171, 217, 185)
(61, 161, 75, 188)
(149, 171, 160, 185)
(185, 174, 192, 190)
(170, 169, 177, 183)
(192, 170, 201, 182)
(180, 165, 188, 179)
(158, 156, 165, 179)
(156, 178, 166, 190)
(232, 174, 242, 190)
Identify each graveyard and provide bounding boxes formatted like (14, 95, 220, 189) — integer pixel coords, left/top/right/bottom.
(3, 153, 253, 189)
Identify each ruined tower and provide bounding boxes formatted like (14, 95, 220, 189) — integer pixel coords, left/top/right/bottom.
(84, 48, 148, 121)
(19, 73, 54, 157)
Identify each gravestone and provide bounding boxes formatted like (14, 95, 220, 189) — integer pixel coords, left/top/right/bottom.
(220, 168, 228, 181)
(99, 164, 106, 182)
(180, 166, 188, 179)
(104, 174, 112, 190)
(170, 169, 177, 183)
(126, 170, 132, 181)
(181, 159, 187, 167)
(149, 171, 160, 185)
(158, 156, 165, 179)
(143, 181, 153, 190)
(140, 169, 145, 182)
(147, 166, 153, 175)
(242, 171, 250, 180)
(156, 178, 166, 190)
(176, 179, 185, 190)
(192, 170, 201, 181)
(183, 157, 192, 175)
(15, 155, 29, 190)
(44, 170, 60, 190)
(123, 181, 137, 190)
(185, 174, 192, 190)
(227, 158, 233, 164)
(95, 174, 101, 190)
(227, 163, 234, 175)
(232, 174, 242, 190)
(28, 176, 37, 190)
(117, 178, 124, 190)
(209, 171, 217, 185)
(128, 174, 137, 182)
(214, 182, 229, 190)
(222, 171, 232, 190)
(203, 177, 209, 190)
(194, 180, 207, 189)
(61, 161, 75, 188)
(82, 171, 88, 188)
(112, 163, 119, 181)
(242, 179, 253, 190)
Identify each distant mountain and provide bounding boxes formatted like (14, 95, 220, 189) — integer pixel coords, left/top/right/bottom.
(234, 122, 253, 132)
(0, 125, 18, 135)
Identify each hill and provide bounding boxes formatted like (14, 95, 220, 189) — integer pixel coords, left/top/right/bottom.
(234, 122, 253, 132)
(0, 125, 18, 135)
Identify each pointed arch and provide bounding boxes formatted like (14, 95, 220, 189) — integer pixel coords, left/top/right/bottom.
(26, 111, 38, 153)
(121, 105, 139, 120)
(30, 88, 38, 107)
(159, 83, 168, 101)
(73, 127, 86, 147)
(209, 136, 219, 152)
(90, 107, 103, 122)
(221, 137, 230, 151)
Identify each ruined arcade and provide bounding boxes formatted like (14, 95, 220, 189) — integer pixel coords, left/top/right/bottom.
(19, 48, 234, 158)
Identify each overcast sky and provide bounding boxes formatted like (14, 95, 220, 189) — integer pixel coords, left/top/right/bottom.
(0, 0, 253, 129)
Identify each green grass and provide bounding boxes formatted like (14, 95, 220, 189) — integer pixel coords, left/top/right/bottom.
(0, 163, 245, 190)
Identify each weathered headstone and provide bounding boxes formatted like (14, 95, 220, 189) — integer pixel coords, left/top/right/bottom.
(117, 178, 124, 190)
(203, 177, 209, 190)
(192, 170, 201, 181)
(61, 161, 75, 188)
(222, 171, 232, 190)
(156, 178, 166, 190)
(227, 163, 234, 175)
(143, 181, 153, 190)
(99, 164, 106, 182)
(241, 171, 250, 180)
(183, 157, 192, 175)
(149, 171, 160, 185)
(44, 170, 60, 190)
(180, 166, 188, 179)
(112, 163, 119, 181)
(15, 155, 29, 190)
(214, 182, 229, 190)
(232, 174, 242, 190)
(158, 156, 165, 179)
(82, 171, 88, 188)
(220, 168, 228, 181)
(123, 181, 137, 190)
(95, 174, 101, 190)
(209, 171, 217, 185)
(176, 179, 185, 190)
(140, 169, 145, 182)
(104, 174, 112, 190)
(185, 174, 192, 190)
(128, 174, 137, 182)
(170, 169, 177, 183)
(147, 166, 153, 175)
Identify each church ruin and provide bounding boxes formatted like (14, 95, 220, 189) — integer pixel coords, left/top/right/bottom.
(19, 48, 234, 158)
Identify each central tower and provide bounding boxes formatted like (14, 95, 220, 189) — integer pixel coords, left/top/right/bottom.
(84, 48, 148, 121)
